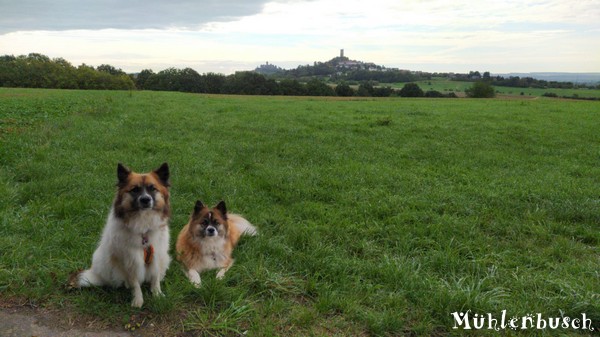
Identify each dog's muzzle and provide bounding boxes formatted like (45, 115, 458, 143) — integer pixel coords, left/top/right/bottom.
(138, 194, 154, 209)
(206, 226, 217, 237)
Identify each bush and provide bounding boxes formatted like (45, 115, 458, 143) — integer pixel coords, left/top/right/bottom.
(465, 81, 495, 98)
(374, 86, 396, 97)
(399, 83, 424, 97)
(424, 90, 444, 98)
(357, 82, 374, 97)
(306, 79, 336, 96)
(335, 82, 355, 97)
(279, 79, 307, 96)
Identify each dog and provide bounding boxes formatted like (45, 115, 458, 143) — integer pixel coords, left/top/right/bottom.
(176, 200, 257, 287)
(69, 163, 172, 307)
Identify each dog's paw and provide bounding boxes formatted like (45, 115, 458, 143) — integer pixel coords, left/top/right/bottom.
(152, 288, 164, 297)
(216, 270, 226, 280)
(131, 296, 144, 308)
(65, 270, 83, 291)
(187, 270, 202, 287)
(191, 278, 202, 288)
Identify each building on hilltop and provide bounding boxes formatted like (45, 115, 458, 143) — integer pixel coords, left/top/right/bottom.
(254, 61, 283, 75)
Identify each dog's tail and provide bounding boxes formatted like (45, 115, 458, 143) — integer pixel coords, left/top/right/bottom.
(229, 214, 258, 236)
(67, 269, 102, 290)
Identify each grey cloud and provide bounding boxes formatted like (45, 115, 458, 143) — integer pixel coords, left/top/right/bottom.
(0, 0, 269, 33)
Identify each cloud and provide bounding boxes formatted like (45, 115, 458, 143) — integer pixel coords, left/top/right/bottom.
(0, 0, 271, 33)
(0, 0, 598, 73)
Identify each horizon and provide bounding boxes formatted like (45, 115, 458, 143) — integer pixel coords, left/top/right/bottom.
(1, 0, 599, 75)
(5, 51, 600, 84)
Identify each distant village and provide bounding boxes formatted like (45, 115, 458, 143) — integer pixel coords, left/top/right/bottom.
(255, 49, 397, 75)
(254, 50, 600, 85)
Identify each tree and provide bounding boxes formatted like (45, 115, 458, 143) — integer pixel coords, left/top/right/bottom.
(357, 82, 374, 96)
(279, 79, 307, 96)
(469, 71, 481, 79)
(306, 79, 336, 96)
(335, 82, 355, 97)
(76, 64, 98, 89)
(179, 68, 202, 92)
(222, 71, 280, 95)
(50, 57, 77, 89)
(135, 69, 154, 89)
(0, 55, 18, 87)
(97, 64, 126, 76)
(399, 83, 424, 97)
(147, 68, 182, 91)
(202, 72, 226, 94)
(465, 81, 495, 98)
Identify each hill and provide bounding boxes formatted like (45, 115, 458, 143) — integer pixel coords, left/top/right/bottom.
(257, 54, 423, 83)
(496, 72, 600, 84)
(254, 53, 599, 91)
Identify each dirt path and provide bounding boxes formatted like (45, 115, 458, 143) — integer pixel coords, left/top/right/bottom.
(0, 307, 132, 337)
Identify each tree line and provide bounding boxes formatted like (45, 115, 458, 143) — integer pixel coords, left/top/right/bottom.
(136, 68, 456, 98)
(0, 53, 498, 98)
(262, 60, 598, 90)
(3, 53, 598, 98)
(0, 53, 135, 90)
(1, 53, 458, 98)
(452, 71, 598, 90)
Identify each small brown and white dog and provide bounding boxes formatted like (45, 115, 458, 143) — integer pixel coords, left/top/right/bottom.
(176, 200, 257, 287)
(69, 163, 172, 307)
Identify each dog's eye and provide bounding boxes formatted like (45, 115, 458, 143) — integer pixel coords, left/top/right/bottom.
(147, 184, 156, 192)
(201, 219, 209, 226)
(130, 186, 141, 194)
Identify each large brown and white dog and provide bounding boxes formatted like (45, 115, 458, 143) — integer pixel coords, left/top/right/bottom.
(70, 163, 171, 307)
(176, 200, 256, 287)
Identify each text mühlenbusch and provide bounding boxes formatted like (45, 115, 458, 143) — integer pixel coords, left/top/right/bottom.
(451, 310, 594, 331)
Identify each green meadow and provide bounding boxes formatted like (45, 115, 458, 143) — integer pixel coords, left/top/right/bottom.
(389, 79, 600, 99)
(1, 88, 599, 336)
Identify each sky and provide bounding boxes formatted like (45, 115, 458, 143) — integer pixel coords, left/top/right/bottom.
(1, 0, 599, 74)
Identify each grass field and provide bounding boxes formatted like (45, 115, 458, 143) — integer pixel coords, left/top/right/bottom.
(387, 79, 600, 99)
(1, 88, 600, 335)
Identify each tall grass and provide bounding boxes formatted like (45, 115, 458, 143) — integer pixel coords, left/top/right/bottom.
(1, 88, 599, 335)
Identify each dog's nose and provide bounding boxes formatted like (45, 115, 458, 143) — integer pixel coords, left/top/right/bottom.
(139, 196, 152, 207)
(207, 227, 216, 236)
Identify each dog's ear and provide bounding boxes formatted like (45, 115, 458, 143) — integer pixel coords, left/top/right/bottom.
(215, 200, 227, 216)
(153, 162, 170, 187)
(117, 163, 131, 187)
(193, 200, 205, 217)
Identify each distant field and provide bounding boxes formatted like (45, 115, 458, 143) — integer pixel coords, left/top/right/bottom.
(1, 88, 599, 335)
(386, 79, 600, 98)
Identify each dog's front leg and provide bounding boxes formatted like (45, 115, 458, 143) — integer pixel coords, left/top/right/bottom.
(130, 280, 144, 308)
(187, 269, 202, 287)
(115, 253, 144, 307)
(126, 263, 144, 307)
(150, 264, 164, 297)
(216, 259, 234, 280)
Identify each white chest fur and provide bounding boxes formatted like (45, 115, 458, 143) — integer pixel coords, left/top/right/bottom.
(101, 209, 170, 261)
(198, 237, 228, 270)
(125, 210, 165, 235)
